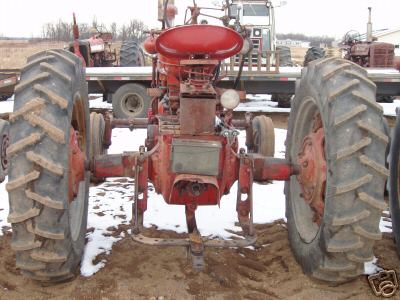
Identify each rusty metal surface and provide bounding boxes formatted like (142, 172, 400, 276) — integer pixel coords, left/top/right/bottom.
(171, 139, 221, 176)
(296, 113, 326, 226)
(68, 128, 85, 203)
(93, 152, 138, 178)
(236, 152, 254, 237)
(252, 156, 298, 182)
(131, 233, 257, 248)
(111, 117, 149, 129)
(180, 98, 216, 134)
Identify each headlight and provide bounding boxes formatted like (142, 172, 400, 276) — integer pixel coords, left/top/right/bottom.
(221, 89, 240, 110)
(253, 28, 261, 37)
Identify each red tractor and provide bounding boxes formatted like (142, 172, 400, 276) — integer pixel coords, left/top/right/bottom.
(69, 13, 117, 67)
(6, 0, 388, 284)
(342, 7, 396, 103)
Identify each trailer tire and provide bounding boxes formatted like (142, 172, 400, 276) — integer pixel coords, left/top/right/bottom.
(286, 57, 388, 283)
(303, 47, 326, 67)
(252, 115, 275, 157)
(0, 119, 9, 182)
(276, 46, 293, 67)
(7, 49, 90, 283)
(112, 83, 150, 118)
(377, 95, 395, 103)
(120, 39, 145, 67)
(272, 46, 293, 107)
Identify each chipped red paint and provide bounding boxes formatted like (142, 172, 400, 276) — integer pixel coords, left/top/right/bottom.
(296, 114, 326, 225)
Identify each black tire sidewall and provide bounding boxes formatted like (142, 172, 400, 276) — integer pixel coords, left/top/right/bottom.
(112, 83, 150, 118)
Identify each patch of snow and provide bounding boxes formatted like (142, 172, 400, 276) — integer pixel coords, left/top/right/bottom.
(0, 97, 14, 113)
(0, 178, 10, 234)
(364, 257, 382, 275)
(89, 95, 112, 110)
(380, 210, 392, 233)
(380, 100, 400, 117)
(235, 95, 291, 113)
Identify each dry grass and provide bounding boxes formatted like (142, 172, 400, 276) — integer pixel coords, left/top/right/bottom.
(0, 40, 124, 69)
(289, 47, 307, 65)
(0, 40, 67, 69)
(290, 46, 341, 66)
(0, 40, 340, 69)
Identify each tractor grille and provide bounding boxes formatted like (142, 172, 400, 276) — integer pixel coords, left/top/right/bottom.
(235, 38, 261, 65)
(370, 43, 395, 67)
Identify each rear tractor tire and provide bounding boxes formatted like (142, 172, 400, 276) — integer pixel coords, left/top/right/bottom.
(286, 57, 388, 283)
(6, 49, 90, 282)
(303, 47, 326, 67)
(389, 111, 400, 256)
(119, 39, 145, 67)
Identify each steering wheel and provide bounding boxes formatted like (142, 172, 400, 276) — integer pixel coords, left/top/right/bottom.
(343, 30, 361, 45)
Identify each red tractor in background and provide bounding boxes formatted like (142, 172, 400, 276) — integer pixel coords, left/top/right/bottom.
(69, 13, 118, 67)
(6, 0, 388, 285)
(342, 7, 396, 103)
(69, 13, 145, 68)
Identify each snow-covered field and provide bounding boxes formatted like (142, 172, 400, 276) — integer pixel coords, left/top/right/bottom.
(0, 94, 390, 276)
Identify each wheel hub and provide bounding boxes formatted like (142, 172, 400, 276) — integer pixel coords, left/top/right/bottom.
(69, 127, 85, 203)
(1, 133, 9, 172)
(124, 94, 143, 113)
(297, 113, 326, 225)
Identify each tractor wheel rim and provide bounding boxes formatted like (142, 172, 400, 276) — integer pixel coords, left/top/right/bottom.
(122, 93, 143, 115)
(289, 97, 327, 243)
(69, 93, 88, 242)
(296, 113, 326, 226)
(1, 134, 9, 172)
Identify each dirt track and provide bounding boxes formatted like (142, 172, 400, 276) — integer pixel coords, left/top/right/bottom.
(0, 219, 398, 299)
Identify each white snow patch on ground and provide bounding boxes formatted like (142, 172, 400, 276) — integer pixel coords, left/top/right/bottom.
(0, 178, 10, 234)
(380, 210, 392, 233)
(364, 257, 382, 275)
(380, 99, 400, 117)
(235, 94, 291, 113)
(89, 95, 112, 109)
(0, 97, 14, 113)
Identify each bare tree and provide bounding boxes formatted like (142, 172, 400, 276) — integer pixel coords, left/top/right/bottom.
(41, 17, 149, 42)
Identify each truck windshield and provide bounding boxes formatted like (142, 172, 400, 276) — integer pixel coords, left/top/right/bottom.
(230, 4, 269, 17)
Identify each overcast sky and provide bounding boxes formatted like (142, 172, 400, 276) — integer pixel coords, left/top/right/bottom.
(0, 0, 399, 39)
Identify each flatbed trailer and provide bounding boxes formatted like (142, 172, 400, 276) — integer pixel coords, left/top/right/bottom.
(1, 65, 400, 119)
(0, 69, 19, 101)
(2, 65, 399, 100)
(85, 66, 400, 96)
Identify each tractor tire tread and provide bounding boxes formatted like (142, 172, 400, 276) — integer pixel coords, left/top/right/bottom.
(286, 57, 387, 282)
(8, 49, 89, 282)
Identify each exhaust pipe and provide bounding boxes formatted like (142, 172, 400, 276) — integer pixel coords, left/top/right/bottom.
(367, 7, 373, 42)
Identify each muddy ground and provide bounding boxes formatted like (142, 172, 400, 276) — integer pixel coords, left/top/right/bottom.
(0, 222, 398, 300)
(0, 114, 399, 300)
